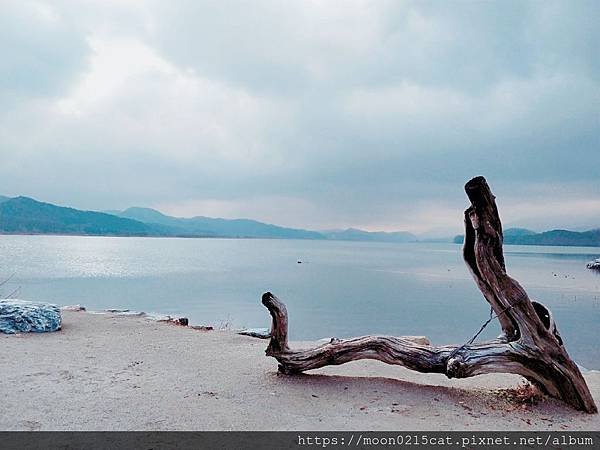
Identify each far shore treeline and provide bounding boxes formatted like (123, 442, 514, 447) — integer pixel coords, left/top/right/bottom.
(1, 194, 599, 246)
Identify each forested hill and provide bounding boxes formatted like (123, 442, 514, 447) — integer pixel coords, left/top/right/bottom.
(453, 227, 600, 247)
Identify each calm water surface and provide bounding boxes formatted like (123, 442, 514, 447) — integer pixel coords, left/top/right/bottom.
(1, 235, 599, 369)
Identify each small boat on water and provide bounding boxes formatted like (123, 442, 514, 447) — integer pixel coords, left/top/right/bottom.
(586, 258, 600, 270)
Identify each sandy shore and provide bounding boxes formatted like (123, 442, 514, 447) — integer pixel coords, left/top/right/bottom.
(2, 311, 599, 431)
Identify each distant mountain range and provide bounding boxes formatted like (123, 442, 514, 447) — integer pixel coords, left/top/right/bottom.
(2, 195, 599, 246)
(0, 195, 416, 242)
(453, 227, 600, 247)
(0, 197, 166, 237)
(112, 206, 324, 239)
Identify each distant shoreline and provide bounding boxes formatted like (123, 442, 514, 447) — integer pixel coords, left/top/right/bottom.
(0, 231, 424, 243)
(0, 231, 416, 242)
(3, 232, 600, 250)
(0, 231, 294, 240)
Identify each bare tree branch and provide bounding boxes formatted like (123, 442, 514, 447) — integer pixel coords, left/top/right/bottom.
(261, 176, 597, 413)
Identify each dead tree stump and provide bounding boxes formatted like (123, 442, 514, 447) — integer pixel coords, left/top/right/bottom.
(261, 176, 597, 413)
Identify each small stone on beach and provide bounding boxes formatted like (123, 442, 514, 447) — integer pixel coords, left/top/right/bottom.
(173, 317, 188, 326)
(61, 304, 86, 312)
(237, 328, 271, 339)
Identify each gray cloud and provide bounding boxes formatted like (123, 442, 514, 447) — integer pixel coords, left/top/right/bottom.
(1, 0, 598, 234)
(0, 1, 89, 102)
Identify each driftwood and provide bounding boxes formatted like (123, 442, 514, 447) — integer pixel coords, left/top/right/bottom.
(261, 176, 597, 413)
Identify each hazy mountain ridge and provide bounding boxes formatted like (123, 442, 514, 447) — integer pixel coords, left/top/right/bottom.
(453, 227, 600, 247)
(117, 207, 324, 239)
(1, 196, 406, 241)
(2, 195, 598, 246)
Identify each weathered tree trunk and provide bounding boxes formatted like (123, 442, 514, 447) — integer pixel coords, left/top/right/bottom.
(261, 176, 597, 413)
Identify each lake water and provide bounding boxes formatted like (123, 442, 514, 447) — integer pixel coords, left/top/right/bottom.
(1, 235, 599, 369)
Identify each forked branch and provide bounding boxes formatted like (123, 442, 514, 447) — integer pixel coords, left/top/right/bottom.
(261, 177, 597, 413)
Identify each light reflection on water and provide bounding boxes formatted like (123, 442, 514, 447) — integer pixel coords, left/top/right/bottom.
(1, 235, 599, 369)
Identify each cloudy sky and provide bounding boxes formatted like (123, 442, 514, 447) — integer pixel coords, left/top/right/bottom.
(1, 1, 598, 235)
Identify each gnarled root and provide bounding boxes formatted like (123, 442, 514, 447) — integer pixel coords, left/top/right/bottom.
(260, 177, 597, 413)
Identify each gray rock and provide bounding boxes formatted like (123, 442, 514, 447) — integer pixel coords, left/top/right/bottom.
(61, 304, 86, 311)
(144, 313, 172, 322)
(586, 259, 600, 270)
(104, 309, 145, 316)
(175, 317, 188, 326)
(237, 328, 271, 339)
(0, 299, 62, 334)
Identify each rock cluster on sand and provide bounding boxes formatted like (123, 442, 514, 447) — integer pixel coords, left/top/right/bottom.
(0, 299, 62, 334)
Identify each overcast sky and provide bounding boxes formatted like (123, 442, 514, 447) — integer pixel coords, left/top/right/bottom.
(1, 1, 598, 235)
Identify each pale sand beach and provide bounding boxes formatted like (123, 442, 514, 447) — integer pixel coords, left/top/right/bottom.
(2, 311, 599, 431)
